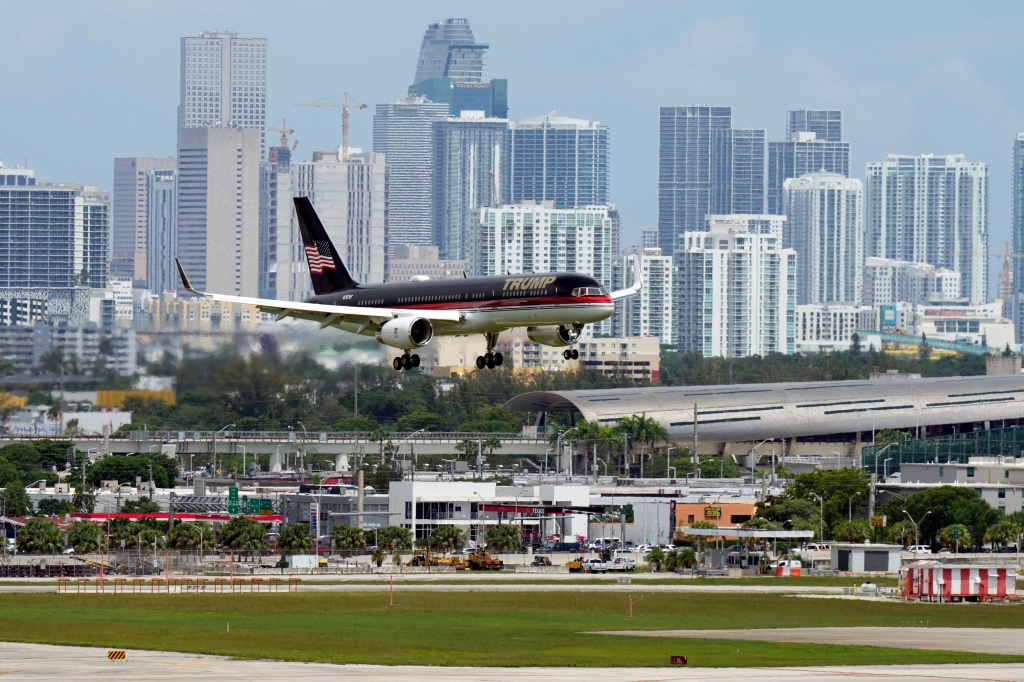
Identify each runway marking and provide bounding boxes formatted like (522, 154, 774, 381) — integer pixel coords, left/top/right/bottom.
(756, 668, 1021, 682)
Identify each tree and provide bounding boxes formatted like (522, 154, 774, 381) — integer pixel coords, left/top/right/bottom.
(87, 455, 177, 488)
(329, 524, 366, 550)
(67, 520, 106, 553)
(277, 522, 315, 554)
(0, 458, 19, 487)
(371, 547, 385, 567)
(72, 483, 97, 514)
(17, 518, 62, 553)
(938, 524, 972, 550)
(167, 522, 214, 550)
(428, 525, 465, 554)
(1, 481, 32, 516)
(374, 525, 412, 551)
(879, 486, 998, 550)
(454, 438, 478, 460)
(113, 522, 165, 551)
(217, 516, 258, 549)
(645, 546, 665, 570)
(36, 498, 75, 516)
(485, 524, 521, 552)
(833, 520, 871, 543)
(0, 443, 42, 481)
(236, 523, 270, 554)
(982, 519, 1017, 550)
(122, 498, 161, 514)
(886, 520, 915, 546)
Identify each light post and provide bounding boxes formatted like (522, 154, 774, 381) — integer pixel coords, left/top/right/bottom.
(809, 492, 824, 543)
(830, 451, 843, 470)
(872, 442, 896, 474)
(556, 427, 577, 478)
(749, 439, 772, 479)
(848, 491, 862, 523)
(543, 448, 553, 476)
(212, 423, 235, 477)
(189, 454, 194, 477)
(902, 509, 931, 548)
(297, 421, 308, 474)
(665, 446, 675, 480)
(398, 429, 426, 480)
(883, 458, 892, 479)
(239, 446, 246, 479)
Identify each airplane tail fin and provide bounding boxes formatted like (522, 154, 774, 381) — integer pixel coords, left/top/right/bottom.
(293, 196, 358, 295)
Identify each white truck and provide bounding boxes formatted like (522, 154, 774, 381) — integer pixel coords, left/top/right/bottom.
(606, 557, 636, 572)
(580, 558, 609, 573)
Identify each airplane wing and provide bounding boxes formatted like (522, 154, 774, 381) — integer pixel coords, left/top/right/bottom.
(610, 254, 643, 301)
(174, 259, 462, 328)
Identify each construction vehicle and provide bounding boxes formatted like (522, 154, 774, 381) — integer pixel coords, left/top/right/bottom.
(532, 556, 552, 567)
(436, 555, 467, 570)
(566, 556, 585, 573)
(403, 549, 438, 568)
(466, 551, 503, 571)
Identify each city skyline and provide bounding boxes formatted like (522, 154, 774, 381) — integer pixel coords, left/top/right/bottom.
(4, 2, 1024, 261)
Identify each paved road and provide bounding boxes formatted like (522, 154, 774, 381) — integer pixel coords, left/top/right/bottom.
(1, 642, 1023, 681)
(604, 627, 1024, 656)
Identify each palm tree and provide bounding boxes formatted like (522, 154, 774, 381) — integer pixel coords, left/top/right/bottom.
(982, 519, 1016, 550)
(485, 524, 521, 553)
(427, 525, 465, 554)
(645, 546, 665, 572)
(277, 522, 315, 555)
(371, 547, 385, 568)
(329, 524, 366, 550)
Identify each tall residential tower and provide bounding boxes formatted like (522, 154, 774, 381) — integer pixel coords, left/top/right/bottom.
(509, 113, 609, 208)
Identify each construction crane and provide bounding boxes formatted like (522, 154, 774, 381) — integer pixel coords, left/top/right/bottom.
(267, 118, 295, 149)
(293, 93, 367, 161)
(948, 242, 1024, 300)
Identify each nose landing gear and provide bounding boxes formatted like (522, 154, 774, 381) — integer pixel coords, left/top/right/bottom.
(392, 352, 421, 371)
(475, 332, 504, 370)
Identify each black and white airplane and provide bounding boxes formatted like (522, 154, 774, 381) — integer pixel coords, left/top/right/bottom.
(176, 197, 641, 371)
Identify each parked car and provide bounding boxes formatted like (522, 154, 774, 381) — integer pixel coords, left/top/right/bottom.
(607, 557, 636, 572)
(906, 545, 932, 554)
(804, 543, 831, 552)
(61, 547, 74, 555)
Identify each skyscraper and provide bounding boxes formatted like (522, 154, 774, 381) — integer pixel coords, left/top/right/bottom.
(373, 97, 450, 252)
(787, 109, 843, 143)
(865, 154, 989, 304)
(413, 18, 487, 86)
(1012, 134, 1024, 293)
(432, 112, 509, 260)
(657, 106, 732, 253)
(784, 172, 863, 305)
(613, 246, 674, 344)
(111, 157, 176, 285)
(178, 31, 267, 155)
(259, 142, 293, 299)
(145, 169, 177, 294)
(710, 128, 765, 215)
(767, 110, 850, 215)
(674, 221, 796, 357)
(176, 127, 262, 296)
(509, 113, 609, 208)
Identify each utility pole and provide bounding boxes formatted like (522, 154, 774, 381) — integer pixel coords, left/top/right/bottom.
(148, 462, 154, 500)
(692, 403, 699, 479)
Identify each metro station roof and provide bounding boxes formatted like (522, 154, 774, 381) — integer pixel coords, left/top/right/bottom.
(502, 375, 1024, 441)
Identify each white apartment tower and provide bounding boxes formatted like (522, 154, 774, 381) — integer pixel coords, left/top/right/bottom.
(705, 214, 786, 237)
(674, 221, 796, 357)
(473, 202, 614, 335)
(292, 149, 388, 285)
(784, 172, 863, 305)
(865, 154, 988, 304)
(613, 246, 673, 344)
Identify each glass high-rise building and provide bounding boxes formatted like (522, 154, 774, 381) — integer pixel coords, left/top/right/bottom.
(657, 106, 732, 253)
(509, 114, 609, 208)
(711, 128, 765, 215)
(178, 31, 267, 155)
(373, 97, 450, 252)
(112, 157, 176, 285)
(432, 113, 509, 260)
(787, 110, 843, 143)
(145, 169, 178, 294)
(413, 18, 487, 86)
(865, 154, 989, 304)
(1013, 134, 1024, 293)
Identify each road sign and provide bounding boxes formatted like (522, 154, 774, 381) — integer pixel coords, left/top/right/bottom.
(228, 487, 239, 515)
(953, 526, 960, 541)
(870, 515, 887, 528)
(246, 498, 273, 515)
(309, 502, 319, 538)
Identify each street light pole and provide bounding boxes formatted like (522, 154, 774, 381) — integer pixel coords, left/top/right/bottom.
(809, 493, 824, 543)
(297, 421, 308, 475)
(239, 446, 246, 478)
(848, 491, 862, 524)
(902, 509, 932, 548)
(212, 423, 235, 478)
(665, 446, 675, 481)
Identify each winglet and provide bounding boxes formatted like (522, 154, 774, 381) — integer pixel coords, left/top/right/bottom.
(175, 258, 201, 295)
(610, 254, 643, 301)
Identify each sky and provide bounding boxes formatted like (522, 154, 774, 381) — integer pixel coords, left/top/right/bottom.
(3, 0, 1024, 270)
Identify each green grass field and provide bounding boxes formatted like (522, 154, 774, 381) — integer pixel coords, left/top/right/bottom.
(0, 591, 1021, 667)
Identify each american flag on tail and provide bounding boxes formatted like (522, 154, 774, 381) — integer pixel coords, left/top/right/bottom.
(304, 240, 336, 274)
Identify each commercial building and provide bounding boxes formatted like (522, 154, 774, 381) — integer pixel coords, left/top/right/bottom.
(0, 322, 136, 375)
(863, 257, 963, 307)
(917, 309, 1014, 350)
(178, 30, 267, 155)
(784, 172, 863, 305)
(674, 220, 796, 357)
(767, 110, 850, 215)
(612, 246, 673, 345)
(0, 164, 109, 290)
(657, 105, 732, 253)
(176, 126, 262, 296)
(865, 154, 989, 304)
(373, 97, 450, 252)
(412, 18, 487, 86)
(388, 245, 468, 282)
(292, 149, 388, 284)
(432, 112, 509, 260)
(145, 169, 177, 294)
(710, 128, 765, 215)
(509, 114, 609, 209)
(111, 157, 176, 284)
(896, 459, 1024, 515)
(794, 303, 874, 353)
(258, 143, 294, 300)
(144, 294, 264, 334)
(705, 214, 785, 237)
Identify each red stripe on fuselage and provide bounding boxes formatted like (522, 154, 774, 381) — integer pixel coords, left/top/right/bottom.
(385, 295, 612, 311)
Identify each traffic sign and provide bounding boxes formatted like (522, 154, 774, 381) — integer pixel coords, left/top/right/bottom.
(228, 487, 239, 515)
(953, 526, 960, 541)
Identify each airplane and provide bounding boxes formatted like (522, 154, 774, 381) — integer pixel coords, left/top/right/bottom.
(176, 197, 642, 371)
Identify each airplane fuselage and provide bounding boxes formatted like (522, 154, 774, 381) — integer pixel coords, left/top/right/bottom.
(306, 271, 613, 335)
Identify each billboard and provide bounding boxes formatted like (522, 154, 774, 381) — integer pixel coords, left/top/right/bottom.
(880, 305, 897, 332)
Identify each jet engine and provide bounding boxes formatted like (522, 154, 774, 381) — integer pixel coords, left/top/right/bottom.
(526, 325, 574, 347)
(376, 317, 433, 349)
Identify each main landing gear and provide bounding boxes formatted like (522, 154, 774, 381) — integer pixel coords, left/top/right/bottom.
(393, 352, 420, 371)
(475, 332, 504, 370)
(563, 348, 579, 360)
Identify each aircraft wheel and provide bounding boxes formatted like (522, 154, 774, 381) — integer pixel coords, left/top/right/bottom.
(393, 357, 403, 371)
(402, 355, 412, 370)
(475, 356, 486, 369)
(493, 352, 503, 367)
(411, 354, 420, 368)
(571, 349, 579, 360)
(486, 354, 496, 369)
(563, 349, 572, 360)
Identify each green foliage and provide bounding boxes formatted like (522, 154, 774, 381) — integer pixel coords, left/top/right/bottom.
(17, 518, 62, 553)
(370, 547, 385, 566)
(886, 520, 915, 546)
(86, 455, 177, 488)
(72, 483, 97, 514)
(374, 525, 412, 551)
(1, 481, 32, 516)
(875, 429, 912, 446)
(833, 520, 871, 543)
(333, 416, 379, 432)
(35, 498, 75, 516)
(0, 443, 42, 480)
(0, 458, 19, 487)
(394, 410, 441, 432)
(167, 522, 214, 550)
(113, 522, 165, 550)
(67, 521, 106, 553)
(217, 516, 259, 549)
(277, 522, 315, 553)
(121, 497, 161, 513)
(878, 486, 999, 550)
(329, 524, 366, 550)
(645, 546, 665, 568)
(939, 524, 972, 549)
(764, 468, 870, 538)
(484, 524, 521, 552)
(236, 523, 271, 552)
(697, 456, 743, 478)
(427, 525, 465, 554)
(982, 519, 1017, 549)
(360, 465, 402, 493)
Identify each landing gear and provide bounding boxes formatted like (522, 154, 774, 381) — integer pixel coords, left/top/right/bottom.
(475, 333, 504, 370)
(562, 348, 579, 360)
(393, 352, 421, 371)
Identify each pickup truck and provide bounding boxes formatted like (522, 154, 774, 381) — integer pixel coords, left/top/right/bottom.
(580, 558, 609, 573)
(606, 557, 636, 572)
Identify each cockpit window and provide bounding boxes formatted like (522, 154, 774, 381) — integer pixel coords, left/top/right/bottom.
(571, 287, 606, 297)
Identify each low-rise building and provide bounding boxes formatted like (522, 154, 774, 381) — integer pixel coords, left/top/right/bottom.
(388, 245, 468, 282)
(897, 458, 1024, 515)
